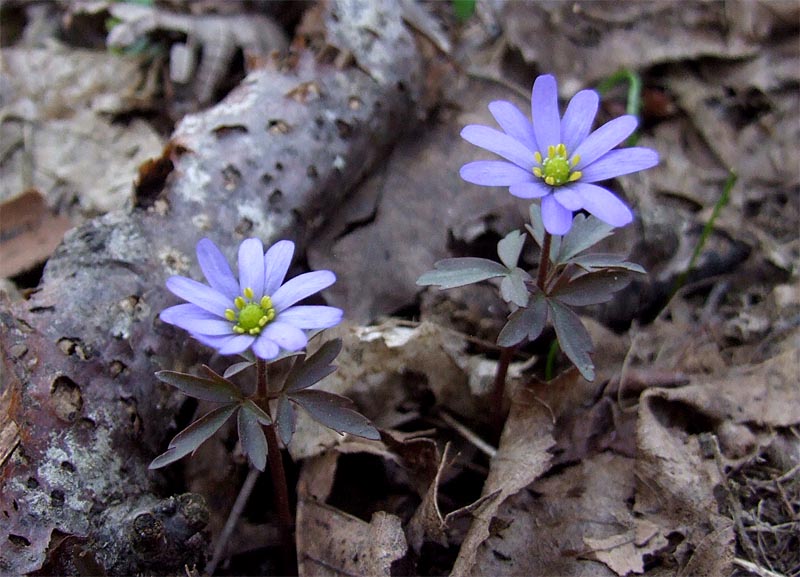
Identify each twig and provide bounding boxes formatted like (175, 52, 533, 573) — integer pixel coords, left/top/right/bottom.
(733, 557, 788, 577)
(704, 433, 762, 564)
(439, 410, 497, 458)
(207, 467, 261, 575)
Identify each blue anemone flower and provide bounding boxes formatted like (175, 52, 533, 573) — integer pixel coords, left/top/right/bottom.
(161, 238, 342, 360)
(460, 74, 659, 235)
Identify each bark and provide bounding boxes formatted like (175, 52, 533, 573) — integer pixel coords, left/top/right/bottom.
(0, 1, 424, 573)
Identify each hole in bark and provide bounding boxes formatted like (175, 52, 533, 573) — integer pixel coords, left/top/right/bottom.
(397, 81, 406, 93)
(57, 337, 89, 360)
(235, 218, 254, 236)
(348, 96, 362, 110)
(336, 119, 352, 139)
(80, 417, 96, 429)
(61, 461, 76, 473)
(222, 164, 241, 191)
(8, 534, 30, 547)
(261, 173, 274, 186)
(50, 490, 65, 507)
(109, 360, 127, 377)
(307, 165, 318, 179)
(267, 119, 291, 134)
(50, 376, 83, 423)
(121, 397, 143, 436)
(26, 477, 39, 489)
(213, 124, 248, 137)
(269, 190, 283, 207)
(275, 162, 284, 172)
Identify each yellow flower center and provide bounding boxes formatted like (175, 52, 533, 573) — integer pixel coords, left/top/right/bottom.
(225, 287, 276, 335)
(533, 143, 582, 187)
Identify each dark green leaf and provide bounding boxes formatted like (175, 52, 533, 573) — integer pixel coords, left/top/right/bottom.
(556, 214, 615, 263)
(548, 300, 594, 381)
(223, 360, 254, 378)
(238, 405, 267, 471)
(551, 270, 633, 306)
(284, 339, 342, 393)
(568, 253, 646, 274)
(242, 399, 271, 425)
(276, 395, 295, 446)
(497, 230, 526, 269)
(416, 258, 506, 289)
(497, 295, 548, 347)
(156, 370, 242, 403)
(500, 268, 531, 307)
(149, 403, 238, 469)
(290, 390, 380, 440)
(528, 204, 545, 246)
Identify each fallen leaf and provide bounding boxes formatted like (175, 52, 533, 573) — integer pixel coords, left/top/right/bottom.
(296, 501, 407, 577)
(0, 189, 72, 277)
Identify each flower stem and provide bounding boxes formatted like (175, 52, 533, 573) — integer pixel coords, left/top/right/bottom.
(537, 231, 552, 290)
(490, 345, 515, 439)
(256, 359, 296, 575)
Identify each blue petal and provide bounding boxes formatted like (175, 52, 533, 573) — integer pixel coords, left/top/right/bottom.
(252, 336, 280, 359)
(193, 333, 253, 355)
(580, 148, 660, 182)
(261, 322, 307, 351)
(509, 180, 551, 199)
(238, 238, 265, 298)
(553, 187, 583, 211)
(264, 240, 295, 296)
(218, 334, 255, 355)
(196, 238, 239, 299)
(460, 161, 534, 186)
(531, 74, 561, 152)
(278, 306, 343, 329)
(272, 270, 336, 311)
(561, 89, 598, 153)
(488, 100, 537, 150)
(541, 194, 573, 235)
(461, 125, 535, 170)
(572, 115, 638, 169)
(160, 303, 233, 335)
(166, 276, 231, 317)
(569, 182, 633, 227)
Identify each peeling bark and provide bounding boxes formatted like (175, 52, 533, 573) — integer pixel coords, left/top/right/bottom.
(0, 1, 424, 573)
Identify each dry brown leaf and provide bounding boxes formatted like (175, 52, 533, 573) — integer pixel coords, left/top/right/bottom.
(469, 453, 638, 577)
(287, 321, 487, 460)
(0, 189, 72, 278)
(498, 0, 759, 93)
(296, 449, 409, 577)
(296, 501, 407, 577)
(449, 371, 583, 576)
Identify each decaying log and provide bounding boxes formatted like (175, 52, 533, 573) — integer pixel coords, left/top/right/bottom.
(0, 0, 424, 573)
